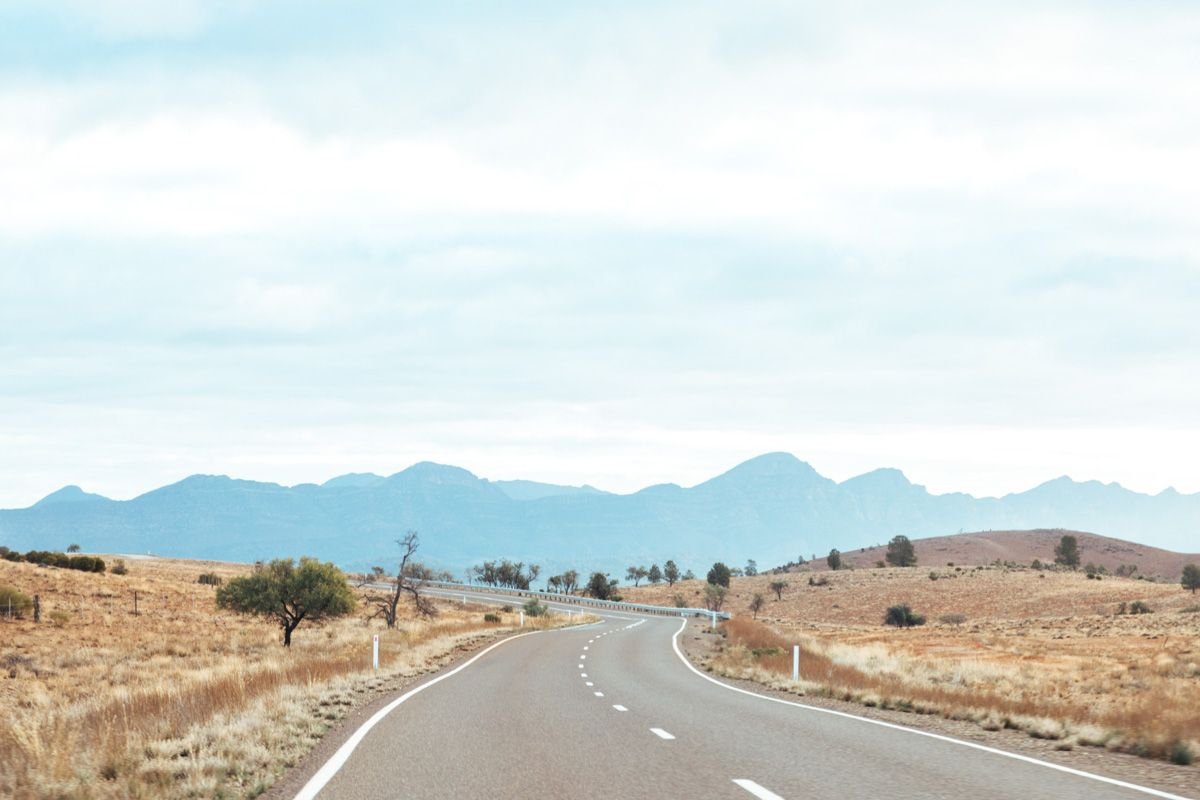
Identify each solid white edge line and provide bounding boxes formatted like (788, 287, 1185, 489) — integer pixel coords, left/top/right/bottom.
(670, 619, 1192, 800)
(293, 626, 560, 800)
(733, 778, 785, 800)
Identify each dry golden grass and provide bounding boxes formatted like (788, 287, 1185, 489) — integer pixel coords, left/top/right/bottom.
(626, 567, 1200, 765)
(0, 557, 586, 799)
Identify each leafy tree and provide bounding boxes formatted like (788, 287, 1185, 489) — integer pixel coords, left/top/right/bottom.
(561, 569, 579, 593)
(586, 571, 618, 600)
(363, 531, 435, 628)
(1183, 563, 1200, 594)
(472, 559, 540, 589)
(703, 583, 727, 612)
(707, 562, 732, 588)
(748, 593, 765, 619)
(769, 580, 788, 601)
(827, 548, 842, 571)
(217, 557, 356, 646)
(66, 543, 81, 553)
(626, 565, 649, 587)
(885, 535, 917, 567)
(663, 560, 680, 586)
(744, 559, 758, 577)
(1054, 534, 1080, 570)
(647, 564, 663, 584)
(682, 569, 696, 581)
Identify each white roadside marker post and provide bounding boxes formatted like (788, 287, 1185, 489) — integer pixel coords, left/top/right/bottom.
(792, 644, 799, 681)
(520, 611, 525, 627)
(710, 610, 716, 630)
(372, 634, 380, 671)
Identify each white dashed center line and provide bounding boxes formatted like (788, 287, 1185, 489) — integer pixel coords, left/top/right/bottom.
(612, 704, 628, 712)
(585, 682, 594, 687)
(594, 691, 605, 697)
(733, 779, 785, 799)
(649, 728, 675, 740)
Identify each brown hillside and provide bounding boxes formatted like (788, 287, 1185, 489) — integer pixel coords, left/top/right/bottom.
(823, 529, 1199, 578)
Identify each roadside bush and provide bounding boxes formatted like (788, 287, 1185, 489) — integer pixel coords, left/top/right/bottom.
(928, 571, 939, 581)
(672, 593, 686, 608)
(197, 572, 223, 586)
(939, 612, 967, 625)
(808, 575, 829, 587)
(48, 610, 70, 627)
(884, 604, 926, 627)
(1128, 600, 1153, 615)
(500, 605, 513, 613)
(483, 613, 501, 623)
(0, 546, 23, 562)
(1169, 741, 1193, 766)
(0, 584, 34, 618)
(522, 597, 547, 617)
(111, 559, 128, 576)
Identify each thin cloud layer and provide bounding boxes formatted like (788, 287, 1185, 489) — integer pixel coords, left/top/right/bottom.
(1, 2, 1198, 507)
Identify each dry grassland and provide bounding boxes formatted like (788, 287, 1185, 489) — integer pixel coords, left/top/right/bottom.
(626, 566, 1200, 765)
(0, 557, 579, 799)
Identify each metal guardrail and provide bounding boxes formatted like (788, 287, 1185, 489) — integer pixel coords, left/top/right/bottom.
(415, 578, 731, 620)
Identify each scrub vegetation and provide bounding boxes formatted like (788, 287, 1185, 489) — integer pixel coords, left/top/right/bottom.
(0, 555, 587, 800)
(627, 564, 1200, 767)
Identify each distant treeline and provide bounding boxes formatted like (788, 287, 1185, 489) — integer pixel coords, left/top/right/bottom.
(0, 546, 106, 573)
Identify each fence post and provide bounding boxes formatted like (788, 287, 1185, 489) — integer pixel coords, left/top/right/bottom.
(793, 644, 800, 681)
(33, 594, 40, 623)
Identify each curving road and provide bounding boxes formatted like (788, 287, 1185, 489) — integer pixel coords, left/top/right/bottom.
(294, 603, 1193, 800)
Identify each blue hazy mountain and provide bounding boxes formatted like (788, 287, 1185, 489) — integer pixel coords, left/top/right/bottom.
(2, 453, 1197, 575)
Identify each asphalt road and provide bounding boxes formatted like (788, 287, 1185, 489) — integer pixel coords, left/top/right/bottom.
(295, 604, 1192, 800)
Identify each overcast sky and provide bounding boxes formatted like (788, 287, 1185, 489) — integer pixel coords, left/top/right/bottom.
(2, 1, 1198, 507)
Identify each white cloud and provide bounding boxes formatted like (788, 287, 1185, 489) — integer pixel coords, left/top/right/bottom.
(1, 2, 1199, 507)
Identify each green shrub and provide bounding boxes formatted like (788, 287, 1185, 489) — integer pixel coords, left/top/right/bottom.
(522, 597, 547, 617)
(197, 572, 222, 586)
(500, 605, 513, 613)
(0, 546, 23, 563)
(0, 584, 34, 618)
(1169, 740, 1193, 766)
(884, 604, 926, 627)
(111, 560, 128, 576)
(1129, 600, 1153, 615)
(672, 593, 686, 608)
(483, 613, 501, 623)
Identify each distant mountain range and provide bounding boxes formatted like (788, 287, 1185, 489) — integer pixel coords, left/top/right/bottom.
(1, 453, 1197, 576)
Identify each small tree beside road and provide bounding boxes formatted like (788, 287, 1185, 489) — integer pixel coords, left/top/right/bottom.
(703, 583, 727, 612)
(217, 557, 355, 646)
(663, 560, 680, 586)
(769, 580, 788, 601)
(827, 549, 842, 571)
(647, 564, 663, 584)
(363, 531, 436, 627)
(748, 593, 765, 619)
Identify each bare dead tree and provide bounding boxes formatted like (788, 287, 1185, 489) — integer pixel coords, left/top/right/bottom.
(366, 531, 437, 627)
